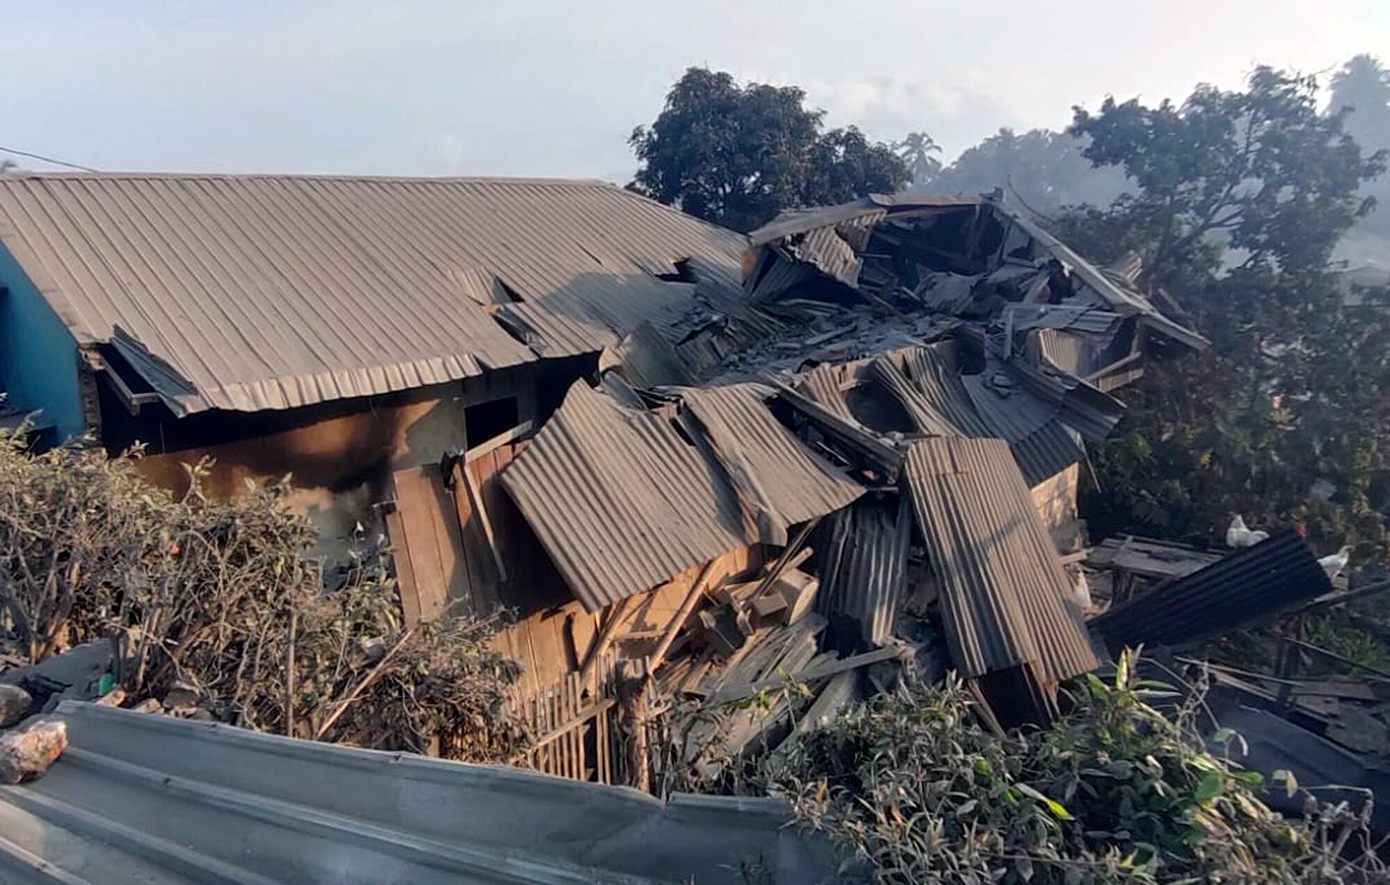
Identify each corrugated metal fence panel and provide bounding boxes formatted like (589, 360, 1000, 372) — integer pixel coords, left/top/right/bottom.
(1089, 531, 1331, 655)
(0, 700, 818, 884)
(0, 174, 746, 414)
(815, 494, 911, 647)
(904, 437, 1097, 683)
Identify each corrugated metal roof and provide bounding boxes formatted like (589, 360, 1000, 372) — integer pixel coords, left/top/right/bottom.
(903, 437, 1098, 684)
(0, 173, 746, 414)
(747, 193, 1207, 352)
(815, 493, 911, 647)
(0, 700, 822, 884)
(866, 344, 1093, 486)
(1088, 531, 1331, 655)
(500, 380, 862, 610)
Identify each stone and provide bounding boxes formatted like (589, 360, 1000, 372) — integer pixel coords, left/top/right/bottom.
(0, 718, 67, 784)
(93, 688, 127, 707)
(131, 698, 162, 714)
(0, 684, 33, 728)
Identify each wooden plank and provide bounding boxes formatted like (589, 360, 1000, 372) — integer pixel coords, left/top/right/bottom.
(461, 464, 508, 584)
(648, 561, 718, 673)
(465, 420, 534, 464)
(390, 466, 465, 622)
(382, 508, 422, 626)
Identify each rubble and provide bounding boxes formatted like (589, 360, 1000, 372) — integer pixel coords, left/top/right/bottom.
(0, 717, 66, 784)
(0, 683, 32, 727)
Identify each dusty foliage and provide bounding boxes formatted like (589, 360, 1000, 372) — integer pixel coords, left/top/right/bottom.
(763, 654, 1388, 884)
(0, 430, 526, 760)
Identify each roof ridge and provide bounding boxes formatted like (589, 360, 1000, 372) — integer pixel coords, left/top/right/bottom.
(0, 171, 619, 186)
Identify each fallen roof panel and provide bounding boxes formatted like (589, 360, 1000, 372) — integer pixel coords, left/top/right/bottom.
(903, 436, 1098, 685)
(0, 174, 746, 414)
(500, 380, 862, 610)
(1088, 531, 1331, 655)
(0, 700, 825, 884)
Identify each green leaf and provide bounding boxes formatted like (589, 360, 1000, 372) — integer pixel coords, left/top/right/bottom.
(1272, 768, 1299, 798)
(1194, 771, 1223, 805)
(1016, 783, 1073, 820)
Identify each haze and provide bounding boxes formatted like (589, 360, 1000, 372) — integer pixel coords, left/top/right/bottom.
(2, 1, 1384, 178)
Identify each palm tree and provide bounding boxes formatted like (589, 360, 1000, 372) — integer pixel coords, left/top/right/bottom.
(895, 131, 943, 189)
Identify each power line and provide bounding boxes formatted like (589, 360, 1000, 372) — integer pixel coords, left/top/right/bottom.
(0, 144, 97, 173)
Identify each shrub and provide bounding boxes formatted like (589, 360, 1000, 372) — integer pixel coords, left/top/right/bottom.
(0, 429, 525, 761)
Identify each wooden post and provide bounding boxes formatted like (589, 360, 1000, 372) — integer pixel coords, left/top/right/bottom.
(578, 594, 638, 693)
(647, 560, 718, 673)
(285, 608, 297, 738)
(617, 658, 651, 794)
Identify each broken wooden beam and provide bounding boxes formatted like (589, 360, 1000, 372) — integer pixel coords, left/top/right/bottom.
(767, 380, 905, 480)
(647, 560, 718, 673)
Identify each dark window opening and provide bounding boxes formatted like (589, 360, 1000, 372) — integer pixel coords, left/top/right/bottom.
(655, 257, 697, 283)
(465, 396, 519, 448)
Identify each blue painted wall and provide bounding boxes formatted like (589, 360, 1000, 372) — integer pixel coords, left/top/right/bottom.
(0, 242, 85, 439)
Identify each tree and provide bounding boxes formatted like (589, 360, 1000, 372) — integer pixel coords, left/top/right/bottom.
(1330, 54, 1390, 237)
(1071, 67, 1382, 289)
(895, 131, 942, 189)
(1064, 66, 1390, 560)
(929, 127, 1130, 213)
(629, 68, 908, 232)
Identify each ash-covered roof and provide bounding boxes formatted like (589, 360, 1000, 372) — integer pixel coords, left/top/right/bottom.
(0, 173, 745, 415)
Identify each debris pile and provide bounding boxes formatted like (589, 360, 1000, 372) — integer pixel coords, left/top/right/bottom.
(479, 195, 1231, 787)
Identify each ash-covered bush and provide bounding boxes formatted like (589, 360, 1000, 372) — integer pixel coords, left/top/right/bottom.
(0, 429, 525, 761)
(764, 654, 1386, 884)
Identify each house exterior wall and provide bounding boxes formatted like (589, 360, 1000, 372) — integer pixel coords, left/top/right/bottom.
(1030, 462, 1080, 535)
(0, 242, 85, 438)
(131, 363, 556, 563)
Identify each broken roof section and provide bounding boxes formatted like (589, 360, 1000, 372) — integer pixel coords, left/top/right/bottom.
(499, 378, 863, 610)
(747, 193, 1206, 352)
(0, 174, 745, 415)
(904, 436, 1098, 722)
(673, 192, 1205, 389)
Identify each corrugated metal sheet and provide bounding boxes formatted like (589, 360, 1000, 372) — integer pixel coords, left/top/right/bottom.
(788, 226, 861, 287)
(870, 345, 1089, 486)
(500, 380, 862, 611)
(681, 384, 864, 532)
(746, 193, 1207, 352)
(815, 493, 911, 647)
(1001, 304, 1122, 337)
(0, 701, 824, 884)
(1089, 531, 1331, 655)
(0, 173, 746, 414)
(903, 437, 1098, 684)
(796, 363, 856, 422)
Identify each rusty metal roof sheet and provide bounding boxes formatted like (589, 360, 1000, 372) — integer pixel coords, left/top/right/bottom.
(815, 493, 911, 648)
(867, 344, 1099, 486)
(0, 173, 745, 414)
(748, 194, 1207, 352)
(1088, 531, 1330, 655)
(500, 380, 862, 610)
(903, 437, 1098, 684)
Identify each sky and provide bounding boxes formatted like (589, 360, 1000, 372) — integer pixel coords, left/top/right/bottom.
(1, 1, 1385, 182)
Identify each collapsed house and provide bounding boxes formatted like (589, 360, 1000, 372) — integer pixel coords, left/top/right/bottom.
(2, 179, 1359, 881)
(477, 192, 1226, 769)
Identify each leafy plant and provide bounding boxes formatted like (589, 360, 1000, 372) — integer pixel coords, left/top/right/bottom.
(0, 428, 526, 761)
(759, 653, 1386, 884)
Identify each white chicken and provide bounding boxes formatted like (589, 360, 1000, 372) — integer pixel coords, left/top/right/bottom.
(1065, 564, 1092, 614)
(1226, 515, 1270, 548)
(1319, 545, 1352, 579)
